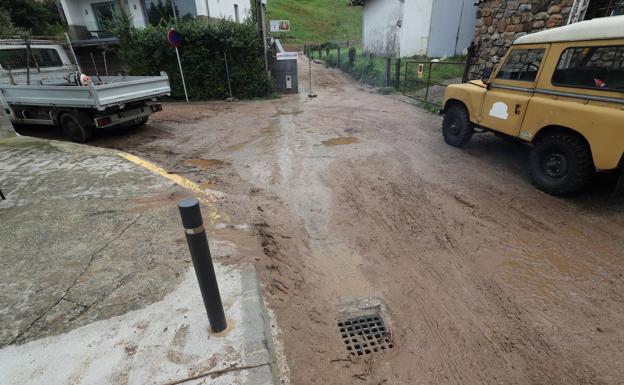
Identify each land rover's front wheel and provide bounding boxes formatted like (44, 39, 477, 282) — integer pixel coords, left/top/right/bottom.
(529, 133, 594, 195)
(442, 104, 474, 147)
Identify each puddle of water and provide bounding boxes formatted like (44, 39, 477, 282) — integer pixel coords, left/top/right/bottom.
(198, 181, 219, 190)
(322, 137, 360, 146)
(186, 159, 228, 169)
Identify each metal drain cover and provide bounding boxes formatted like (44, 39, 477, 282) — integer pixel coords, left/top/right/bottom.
(337, 314, 393, 356)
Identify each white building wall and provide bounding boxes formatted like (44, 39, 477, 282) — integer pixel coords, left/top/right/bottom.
(427, 0, 475, 57)
(398, 0, 433, 57)
(203, 0, 251, 22)
(127, 0, 148, 28)
(361, 0, 402, 56)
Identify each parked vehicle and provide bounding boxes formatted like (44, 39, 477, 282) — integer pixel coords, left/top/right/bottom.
(0, 40, 171, 142)
(441, 16, 624, 196)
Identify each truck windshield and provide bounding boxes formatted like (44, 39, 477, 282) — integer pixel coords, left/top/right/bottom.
(0, 48, 63, 70)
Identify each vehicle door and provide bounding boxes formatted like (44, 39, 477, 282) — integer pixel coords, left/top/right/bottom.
(479, 45, 549, 137)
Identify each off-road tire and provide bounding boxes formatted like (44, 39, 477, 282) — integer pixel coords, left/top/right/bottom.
(529, 133, 594, 195)
(442, 104, 474, 147)
(60, 113, 94, 143)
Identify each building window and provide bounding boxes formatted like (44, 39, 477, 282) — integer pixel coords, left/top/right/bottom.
(0, 48, 63, 70)
(585, 0, 624, 19)
(92, 1, 118, 32)
(234, 4, 239, 23)
(553, 46, 624, 91)
(143, 0, 197, 25)
(496, 49, 545, 82)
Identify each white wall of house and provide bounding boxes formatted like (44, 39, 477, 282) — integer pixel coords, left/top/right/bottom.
(204, 0, 251, 22)
(361, 0, 402, 56)
(358, 0, 476, 58)
(427, 0, 475, 57)
(398, 0, 434, 57)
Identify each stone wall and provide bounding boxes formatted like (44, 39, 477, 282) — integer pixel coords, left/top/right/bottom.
(469, 0, 573, 79)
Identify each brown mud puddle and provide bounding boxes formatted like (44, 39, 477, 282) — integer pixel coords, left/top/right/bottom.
(322, 137, 360, 146)
(186, 159, 229, 169)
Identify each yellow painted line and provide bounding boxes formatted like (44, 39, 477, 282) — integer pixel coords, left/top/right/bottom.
(117, 152, 221, 223)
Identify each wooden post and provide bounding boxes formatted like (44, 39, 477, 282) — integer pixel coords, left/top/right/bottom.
(385, 56, 391, 87)
(395, 57, 401, 90)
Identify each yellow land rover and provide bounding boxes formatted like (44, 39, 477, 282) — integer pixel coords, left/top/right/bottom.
(442, 16, 624, 196)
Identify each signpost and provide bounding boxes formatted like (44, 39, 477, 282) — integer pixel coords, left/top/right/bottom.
(270, 20, 291, 32)
(167, 28, 189, 103)
(276, 52, 298, 61)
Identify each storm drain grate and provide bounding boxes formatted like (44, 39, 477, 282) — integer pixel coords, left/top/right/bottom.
(337, 314, 393, 356)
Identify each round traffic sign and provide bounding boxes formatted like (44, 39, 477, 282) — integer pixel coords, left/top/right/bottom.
(167, 28, 182, 48)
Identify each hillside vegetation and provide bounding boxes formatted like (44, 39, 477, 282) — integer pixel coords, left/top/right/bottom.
(265, 0, 362, 46)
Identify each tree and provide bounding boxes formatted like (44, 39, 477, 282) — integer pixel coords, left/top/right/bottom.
(0, 0, 63, 37)
(0, 8, 26, 39)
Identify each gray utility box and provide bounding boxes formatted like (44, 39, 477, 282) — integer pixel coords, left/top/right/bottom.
(269, 41, 298, 94)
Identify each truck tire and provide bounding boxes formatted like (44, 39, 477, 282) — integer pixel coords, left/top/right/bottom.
(442, 104, 474, 147)
(529, 133, 594, 195)
(60, 113, 94, 143)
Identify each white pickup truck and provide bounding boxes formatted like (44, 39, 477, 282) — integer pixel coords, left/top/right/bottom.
(0, 40, 171, 142)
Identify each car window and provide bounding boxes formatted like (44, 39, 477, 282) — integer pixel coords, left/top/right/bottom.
(0, 48, 63, 70)
(552, 45, 624, 91)
(496, 49, 545, 82)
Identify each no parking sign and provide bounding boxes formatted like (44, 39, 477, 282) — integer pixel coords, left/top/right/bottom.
(418, 63, 424, 79)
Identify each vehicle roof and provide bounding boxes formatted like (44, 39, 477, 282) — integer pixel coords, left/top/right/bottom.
(0, 39, 58, 46)
(514, 15, 624, 45)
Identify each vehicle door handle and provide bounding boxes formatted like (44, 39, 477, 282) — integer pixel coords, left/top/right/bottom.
(515, 104, 521, 114)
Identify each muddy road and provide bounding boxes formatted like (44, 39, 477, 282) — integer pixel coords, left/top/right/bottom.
(50, 58, 624, 384)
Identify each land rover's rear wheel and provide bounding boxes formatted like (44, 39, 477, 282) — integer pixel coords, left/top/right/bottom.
(529, 133, 594, 195)
(442, 104, 474, 147)
(60, 113, 94, 143)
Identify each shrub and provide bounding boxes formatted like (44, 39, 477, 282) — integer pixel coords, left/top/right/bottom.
(348, 47, 356, 64)
(110, 17, 271, 100)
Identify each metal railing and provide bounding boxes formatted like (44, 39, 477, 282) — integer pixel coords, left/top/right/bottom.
(402, 60, 470, 107)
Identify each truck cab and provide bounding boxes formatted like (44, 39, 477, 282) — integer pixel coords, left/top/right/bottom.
(441, 16, 624, 195)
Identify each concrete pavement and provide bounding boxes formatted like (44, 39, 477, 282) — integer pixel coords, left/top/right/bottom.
(0, 136, 279, 385)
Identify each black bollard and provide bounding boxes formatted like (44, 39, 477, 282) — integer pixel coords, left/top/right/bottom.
(178, 198, 227, 333)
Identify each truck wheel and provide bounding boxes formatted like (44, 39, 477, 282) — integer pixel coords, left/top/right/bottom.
(442, 105, 474, 147)
(529, 133, 594, 195)
(60, 113, 94, 143)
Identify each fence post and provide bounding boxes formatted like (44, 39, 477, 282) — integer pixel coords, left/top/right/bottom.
(403, 60, 408, 94)
(395, 57, 401, 90)
(337, 47, 341, 65)
(318, 46, 322, 59)
(178, 198, 228, 333)
(385, 56, 391, 87)
(424, 62, 433, 104)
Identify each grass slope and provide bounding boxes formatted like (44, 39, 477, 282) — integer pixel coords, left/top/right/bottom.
(265, 0, 362, 46)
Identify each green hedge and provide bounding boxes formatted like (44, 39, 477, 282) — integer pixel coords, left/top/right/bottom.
(113, 18, 271, 100)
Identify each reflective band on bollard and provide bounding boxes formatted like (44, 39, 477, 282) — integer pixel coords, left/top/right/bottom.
(178, 198, 227, 333)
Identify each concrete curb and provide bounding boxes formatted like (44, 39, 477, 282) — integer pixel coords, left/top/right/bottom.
(241, 264, 280, 385)
(0, 112, 16, 139)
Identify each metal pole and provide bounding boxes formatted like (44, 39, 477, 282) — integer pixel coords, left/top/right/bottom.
(102, 50, 109, 76)
(308, 55, 317, 98)
(26, 37, 31, 86)
(224, 52, 233, 99)
(178, 199, 227, 333)
(64, 32, 82, 73)
(175, 47, 189, 102)
(171, 0, 179, 27)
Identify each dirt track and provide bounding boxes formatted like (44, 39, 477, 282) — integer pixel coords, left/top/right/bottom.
(83, 58, 624, 384)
